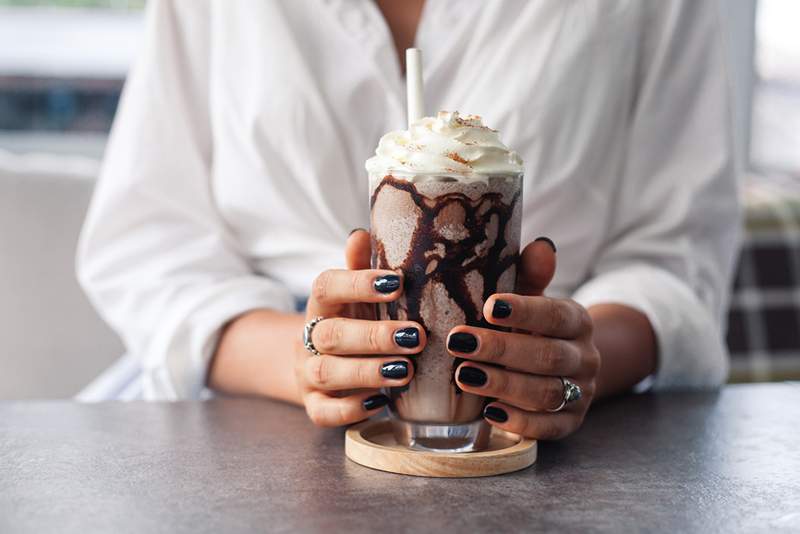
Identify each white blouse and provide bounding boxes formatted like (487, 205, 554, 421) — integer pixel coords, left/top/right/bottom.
(77, 0, 740, 400)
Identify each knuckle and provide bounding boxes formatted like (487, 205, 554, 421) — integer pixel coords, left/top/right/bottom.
(365, 322, 384, 353)
(306, 396, 359, 428)
(584, 345, 601, 375)
(539, 339, 565, 371)
(352, 270, 367, 297)
(544, 379, 565, 410)
(492, 369, 510, 395)
(315, 321, 341, 353)
(354, 361, 376, 387)
(305, 401, 328, 427)
(306, 356, 331, 387)
(485, 333, 507, 363)
(576, 303, 593, 334)
(518, 415, 539, 439)
(497, 371, 522, 400)
(567, 343, 585, 375)
(512, 377, 533, 405)
(545, 298, 565, 333)
(336, 403, 357, 426)
(311, 271, 332, 302)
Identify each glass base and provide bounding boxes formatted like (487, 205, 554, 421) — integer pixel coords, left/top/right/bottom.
(391, 418, 491, 453)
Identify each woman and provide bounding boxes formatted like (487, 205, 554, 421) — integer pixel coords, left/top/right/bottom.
(78, 0, 740, 440)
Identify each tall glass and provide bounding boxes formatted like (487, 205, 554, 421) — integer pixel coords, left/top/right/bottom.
(369, 170, 523, 452)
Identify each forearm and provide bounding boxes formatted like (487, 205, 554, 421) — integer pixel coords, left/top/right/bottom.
(588, 303, 657, 400)
(207, 309, 305, 405)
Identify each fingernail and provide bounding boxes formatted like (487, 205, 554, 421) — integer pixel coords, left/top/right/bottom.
(349, 227, 366, 236)
(448, 332, 478, 353)
(457, 366, 487, 387)
(381, 361, 409, 379)
(394, 327, 419, 348)
(534, 236, 557, 253)
(484, 405, 508, 423)
(492, 300, 512, 319)
(363, 394, 390, 411)
(374, 274, 401, 293)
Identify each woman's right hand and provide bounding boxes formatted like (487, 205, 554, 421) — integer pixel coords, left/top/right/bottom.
(296, 229, 426, 427)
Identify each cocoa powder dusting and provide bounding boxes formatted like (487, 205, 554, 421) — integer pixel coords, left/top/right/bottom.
(446, 152, 470, 165)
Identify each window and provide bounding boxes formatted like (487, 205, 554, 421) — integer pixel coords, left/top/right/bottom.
(751, 0, 800, 177)
(0, 0, 143, 134)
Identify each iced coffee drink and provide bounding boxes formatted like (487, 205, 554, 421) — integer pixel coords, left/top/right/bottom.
(367, 111, 523, 452)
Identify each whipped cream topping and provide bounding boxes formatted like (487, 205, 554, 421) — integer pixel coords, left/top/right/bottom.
(366, 111, 524, 178)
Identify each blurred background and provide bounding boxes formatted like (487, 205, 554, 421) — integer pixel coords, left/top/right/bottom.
(0, 0, 798, 399)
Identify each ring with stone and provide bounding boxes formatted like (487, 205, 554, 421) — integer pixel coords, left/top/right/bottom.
(547, 377, 582, 413)
(303, 316, 326, 356)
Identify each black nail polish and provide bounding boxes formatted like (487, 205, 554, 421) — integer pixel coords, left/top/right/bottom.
(348, 227, 366, 236)
(448, 332, 478, 353)
(374, 275, 401, 293)
(381, 361, 409, 379)
(458, 366, 487, 387)
(492, 300, 512, 319)
(363, 394, 390, 411)
(484, 405, 508, 423)
(394, 327, 419, 348)
(534, 236, 557, 253)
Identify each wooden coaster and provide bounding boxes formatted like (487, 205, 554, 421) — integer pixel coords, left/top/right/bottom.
(345, 419, 536, 478)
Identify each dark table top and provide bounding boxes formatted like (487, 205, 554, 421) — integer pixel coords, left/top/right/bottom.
(1, 384, 799, 533)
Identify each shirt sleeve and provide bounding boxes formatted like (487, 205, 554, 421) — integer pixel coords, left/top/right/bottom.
(77, 0, 295, 400)
(571, 0, 742, 390)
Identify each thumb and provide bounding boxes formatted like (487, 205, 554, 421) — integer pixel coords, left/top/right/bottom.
(516, 237, 557, 296)
(345, 228, 372, 270)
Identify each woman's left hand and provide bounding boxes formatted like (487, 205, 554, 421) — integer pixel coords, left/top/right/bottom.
(447, 238, 601, 440)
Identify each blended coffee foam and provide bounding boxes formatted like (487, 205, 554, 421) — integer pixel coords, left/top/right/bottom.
(367, 111, 523, 427)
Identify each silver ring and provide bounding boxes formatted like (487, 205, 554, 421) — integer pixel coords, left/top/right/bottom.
(303, 316, 325, 356)
(547, 377, 582, 413)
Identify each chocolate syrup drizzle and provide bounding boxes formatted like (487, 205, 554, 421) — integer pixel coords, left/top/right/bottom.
(370, 175, 520, 388)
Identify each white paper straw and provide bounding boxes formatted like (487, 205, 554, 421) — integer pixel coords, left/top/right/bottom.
(406, 48, 424, 128)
